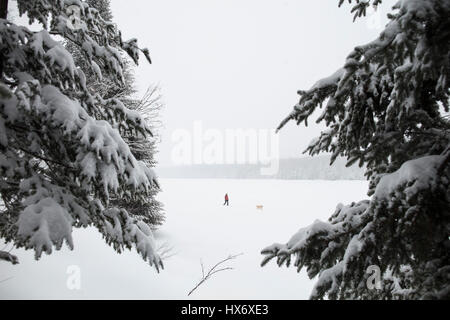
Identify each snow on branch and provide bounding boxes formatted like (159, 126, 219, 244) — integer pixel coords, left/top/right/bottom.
(262, 152, 450, 299)
(0, 0, 163, 271)
(277, 0, 450, 179)
(261, 200, 369, 272)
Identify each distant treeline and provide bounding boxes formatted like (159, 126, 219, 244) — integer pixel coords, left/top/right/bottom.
(156, 156, 366, 180)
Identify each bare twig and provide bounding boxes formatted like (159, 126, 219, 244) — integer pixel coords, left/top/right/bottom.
(156, 241, 177, 261)
(0, 276, 13, 284)
(187, 253, 243, 296)
(201, 259, 205, 278)
(132, 84, 164, 134)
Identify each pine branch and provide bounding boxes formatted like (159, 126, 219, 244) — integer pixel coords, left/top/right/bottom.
(0, 250, 18, 265)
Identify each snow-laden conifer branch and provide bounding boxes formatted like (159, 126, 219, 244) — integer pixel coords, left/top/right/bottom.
(0, 250, 18, 264)
(0, 0, 163, 270)
(264, 0, 450, 299)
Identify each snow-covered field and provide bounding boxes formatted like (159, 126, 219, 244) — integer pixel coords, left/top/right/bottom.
(0, 179, 367, 299)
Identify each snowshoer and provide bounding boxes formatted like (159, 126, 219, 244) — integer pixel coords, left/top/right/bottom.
(223, 193, 229, 206)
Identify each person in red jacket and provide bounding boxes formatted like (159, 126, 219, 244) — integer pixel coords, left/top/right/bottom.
(223, 193, 229, 206)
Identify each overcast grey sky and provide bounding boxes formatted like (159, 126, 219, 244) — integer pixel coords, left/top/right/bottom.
(109, 0, 393, 166)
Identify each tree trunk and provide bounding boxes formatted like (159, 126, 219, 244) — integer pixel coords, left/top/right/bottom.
(0, 0, 8, 80)
(0, 0, 7, 19)
(0, 0, 13, 265)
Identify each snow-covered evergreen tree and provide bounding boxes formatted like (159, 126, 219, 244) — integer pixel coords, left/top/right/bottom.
(65, 0, 165, 228)
(262, 0, 450, 299)
(0, 0, 162, 271)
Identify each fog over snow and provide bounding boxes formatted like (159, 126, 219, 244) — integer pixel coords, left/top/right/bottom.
(109, 0, 394, 166)
(0, 179, 368, 299)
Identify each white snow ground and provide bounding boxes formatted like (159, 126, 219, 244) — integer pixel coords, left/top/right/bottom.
(0, 179, 367, 299)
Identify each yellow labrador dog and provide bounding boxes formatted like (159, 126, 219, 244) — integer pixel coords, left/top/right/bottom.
(256, 205, 263, 210)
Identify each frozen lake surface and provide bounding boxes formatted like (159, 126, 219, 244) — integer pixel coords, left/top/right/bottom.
(0, 179, 368, 299)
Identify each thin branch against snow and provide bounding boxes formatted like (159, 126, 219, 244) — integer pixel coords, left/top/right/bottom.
(0, 251, 19, 265)
(0, 277, 13, 284)
(156, 241, 177, 261)
(188, 253, 243, 297)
